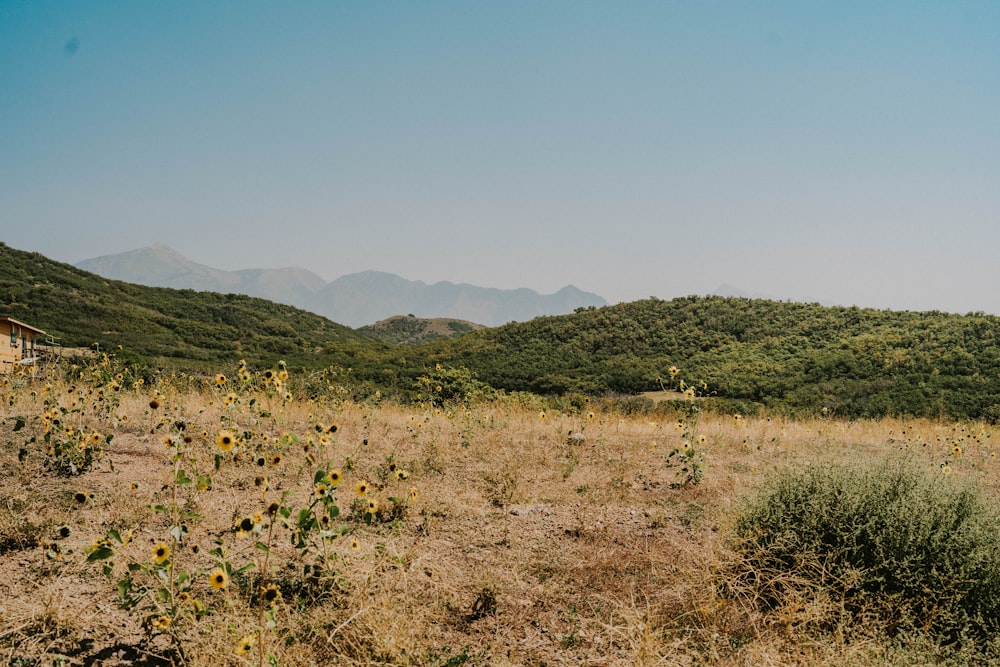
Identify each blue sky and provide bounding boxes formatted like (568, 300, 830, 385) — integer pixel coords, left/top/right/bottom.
(2, 1, 999, 313)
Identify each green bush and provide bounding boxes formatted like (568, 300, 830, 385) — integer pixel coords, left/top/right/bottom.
(731, 457, 1000, 646)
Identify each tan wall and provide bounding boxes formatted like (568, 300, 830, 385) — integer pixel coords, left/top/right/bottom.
(0, 321, 18, 366)
(0, 321, 42, 370)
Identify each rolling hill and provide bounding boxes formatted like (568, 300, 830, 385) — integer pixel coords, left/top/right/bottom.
(10, 243, 1000, 420)
(357, 315, 484, 346)
(0, 242, 378, 371)
(428, 297, 1000, 420)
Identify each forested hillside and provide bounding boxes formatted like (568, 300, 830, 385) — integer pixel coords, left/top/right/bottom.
(431, 297, 1000, 419)
(357, 315, 483, 345)
(5, 243, 1000, 419)
(0, 243, 378, 370)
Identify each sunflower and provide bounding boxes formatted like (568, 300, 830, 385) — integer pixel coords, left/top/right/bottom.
(953, 445, 963, 456)
(355, 480, 369, 497)
(349, 537, 361, 552)
(395, 469, 409, 481)
(152, 542, 171, 564)
(329, 469, 343, 486)
(270, 453, 282, 466)
(366, 499, 378, 514)
(260, 583, 281, 606)
(89, 432, 102, 444)
(235, 634, 256, 656)
(409, 486, 418, 501)
(151, 615, 171, 632)
(216, 430, 236, 452)
(215, 373, 226, 386)
(209, 567, 228, 590)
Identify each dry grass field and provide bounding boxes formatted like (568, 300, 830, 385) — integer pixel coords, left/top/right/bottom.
(2, 358, 999, 666)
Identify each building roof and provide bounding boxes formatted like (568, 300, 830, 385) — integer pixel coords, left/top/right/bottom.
(0, 317, 46, 335)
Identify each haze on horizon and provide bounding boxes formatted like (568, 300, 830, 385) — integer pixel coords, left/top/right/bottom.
(2, 2, 998, 314)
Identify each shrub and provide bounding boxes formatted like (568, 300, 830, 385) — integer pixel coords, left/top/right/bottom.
(730, 457, 1000, 646)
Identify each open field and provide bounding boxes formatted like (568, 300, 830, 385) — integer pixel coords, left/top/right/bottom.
(2, 359, 1000, 666)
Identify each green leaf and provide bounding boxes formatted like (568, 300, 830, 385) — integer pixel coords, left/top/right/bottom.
(156, 587, 170, 602)
(255, 541, 270, 552)
(13, 416, 25, 432)
(86, 546, 114, 562)
(176, 469, 193, 485)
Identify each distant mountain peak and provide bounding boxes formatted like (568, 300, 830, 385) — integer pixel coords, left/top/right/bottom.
(75, 247, 607, 327)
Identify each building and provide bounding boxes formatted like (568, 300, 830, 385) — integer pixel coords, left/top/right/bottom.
(0, 317, 46, 372)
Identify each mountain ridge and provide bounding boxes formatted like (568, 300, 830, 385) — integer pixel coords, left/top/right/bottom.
(76, 245, 606, 327)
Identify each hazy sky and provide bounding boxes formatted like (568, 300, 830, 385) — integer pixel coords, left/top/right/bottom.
(2, 2, 999, 313)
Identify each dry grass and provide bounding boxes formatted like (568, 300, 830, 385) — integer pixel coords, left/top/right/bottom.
(1, 363, 999, 665)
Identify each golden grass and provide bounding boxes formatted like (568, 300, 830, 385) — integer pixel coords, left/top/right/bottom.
(1, 362, 998, 665)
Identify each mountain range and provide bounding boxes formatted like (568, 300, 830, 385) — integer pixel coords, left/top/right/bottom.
(75, 245, 606, 328)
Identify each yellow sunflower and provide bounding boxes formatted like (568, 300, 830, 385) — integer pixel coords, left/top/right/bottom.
(216, 430, 236, 452)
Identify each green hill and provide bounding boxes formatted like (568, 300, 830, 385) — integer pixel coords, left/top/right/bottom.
(357, 315, 483, 346)
(6, 243, 1000, 420)
(0, 243, 379, 371)
(428, 297, 1000, 420)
